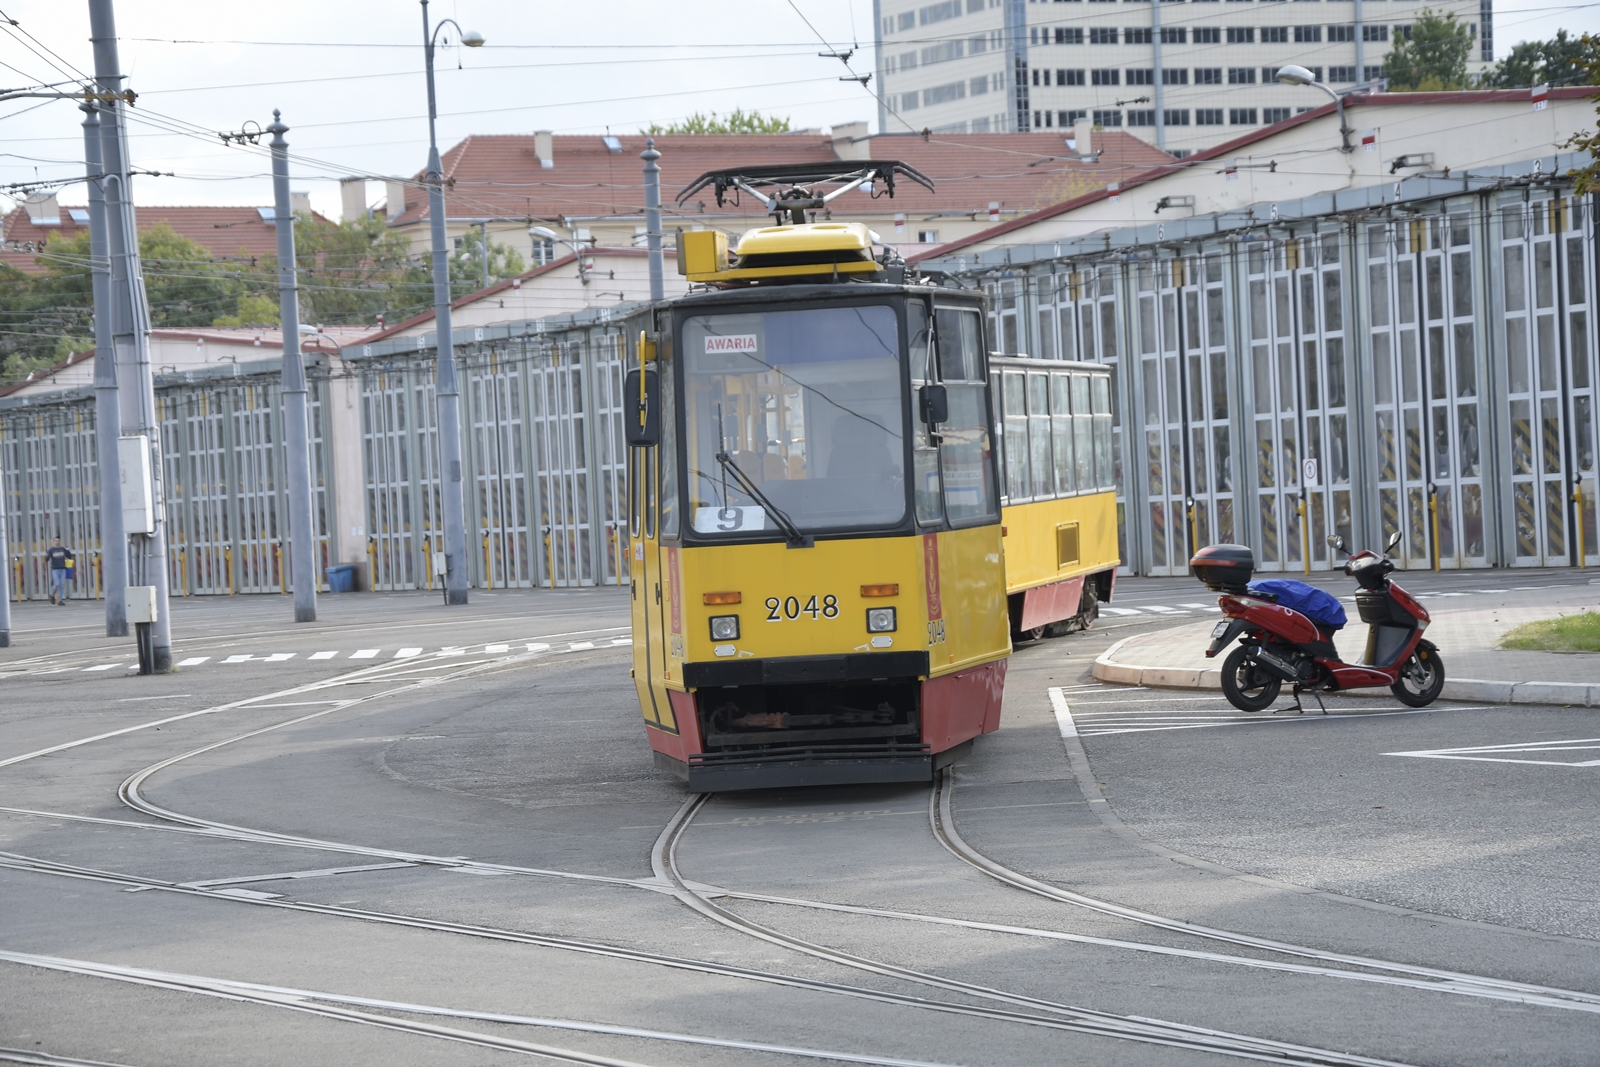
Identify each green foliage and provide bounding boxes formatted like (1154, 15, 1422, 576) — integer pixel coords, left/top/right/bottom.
(447, 232, 526, 295)
(1482, 31, 1600, 89)
(266, 214, 433, 326)
(1383, 9, 1473, 91)
(211, 293, 281, 328)
(1500, 611, 1600, 652)
(141, 223, 253, 329)
(1558, 38, 1600, 194)
(643, 109, 792, 135)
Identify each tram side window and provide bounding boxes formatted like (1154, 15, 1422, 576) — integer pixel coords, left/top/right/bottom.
(1092, 373, 1115, 489)
(659, 352, 679, 538)
(935, 306, 999, 524)
(1050, 372, 1075, 495)
(1027, 372, 1051, 499)
(1002, 370, 1028, 501)
(908, 301, 943, 525)
(1071, 373, 1094, 491)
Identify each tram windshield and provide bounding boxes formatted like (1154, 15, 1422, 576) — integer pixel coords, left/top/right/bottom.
(682, 304, 905, 535)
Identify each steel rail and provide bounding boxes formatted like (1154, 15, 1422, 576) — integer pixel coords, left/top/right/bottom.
(928, 768, 1600, 1012)
(651, 795, 1418, 1067)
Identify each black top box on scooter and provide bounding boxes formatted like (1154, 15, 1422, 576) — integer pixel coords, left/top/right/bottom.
(1190, 544, 1255, 593)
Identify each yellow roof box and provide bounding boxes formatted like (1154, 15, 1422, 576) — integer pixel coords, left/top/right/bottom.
(735, 221, 875, 259)
(678, 222, 880, 285)
(676, 229, 728, 276)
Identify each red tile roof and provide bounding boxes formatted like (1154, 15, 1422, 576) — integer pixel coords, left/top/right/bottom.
(387, 131, 1175, 227)
(1, 204, 332, 275)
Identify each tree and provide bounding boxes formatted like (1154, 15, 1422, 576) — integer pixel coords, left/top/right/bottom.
(643, 109, 792, 135)
(1383, 9, 1473, 91)
(1559, 39, 1600, 193)
(1483, 30, 1600, 89)
(447, 232, 526, 297)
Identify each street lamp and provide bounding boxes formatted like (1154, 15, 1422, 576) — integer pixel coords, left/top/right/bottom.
(420, 0, 482, 606)
(1275, 65, 1354, 154)
(529, 225, 591, 285)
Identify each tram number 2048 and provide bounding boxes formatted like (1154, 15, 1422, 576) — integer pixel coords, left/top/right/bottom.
(765, 595, 840, 622)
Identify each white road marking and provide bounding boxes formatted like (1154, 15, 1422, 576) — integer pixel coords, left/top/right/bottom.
(394, 648, 423, 658)
(434, 648, 467, 657)
(82, 664, 118, 672)
(1100, 607, 1142, 616)
(221, 655, 256, 664)
(309, 651, 338, 660)
(569, 641, 595, 650)
(611, 637, 632, 645)
(1142, 605, 1187, 614)
(1177, 602, 1213, 609)
(263, 654, 295, 663)
(350, 649, 379, 659)
(1386, 738, 1600, 768)
(176, 657, 210, 667)
(526, 643, 550, 652)
(485, 644, 509, 653)
(1048, 687, 1078, 739)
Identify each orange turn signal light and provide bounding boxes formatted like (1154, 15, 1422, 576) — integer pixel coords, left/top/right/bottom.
(860, 583, 899, 598)
(702, 591, 741, 605)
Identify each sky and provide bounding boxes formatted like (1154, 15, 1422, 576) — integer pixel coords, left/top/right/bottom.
(0, 0, 1595, 221)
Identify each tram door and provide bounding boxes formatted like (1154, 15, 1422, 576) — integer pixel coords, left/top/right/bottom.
(1500, 195, 1600, 566)
(629, 320, 682, 735)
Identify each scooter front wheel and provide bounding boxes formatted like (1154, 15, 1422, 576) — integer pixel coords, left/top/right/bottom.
(1220, 646, 1282, 712)
(1391, 644, 1445, 707)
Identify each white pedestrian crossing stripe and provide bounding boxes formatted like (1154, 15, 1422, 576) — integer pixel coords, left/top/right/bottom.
(83, 664, 118, 672)
(394, 648, 423, 658)
(177, 657, 209, 667)
(309, 651, 338, 660)
(350, 650, 379, 659)
(1385, 738, 1600, 768)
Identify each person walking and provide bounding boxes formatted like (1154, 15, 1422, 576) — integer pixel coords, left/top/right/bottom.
(45, 536, 75, 606)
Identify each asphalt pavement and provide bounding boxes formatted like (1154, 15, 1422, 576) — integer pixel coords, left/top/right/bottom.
(0, 578, 1595, 1067)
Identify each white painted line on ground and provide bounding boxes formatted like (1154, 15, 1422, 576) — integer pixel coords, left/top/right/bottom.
(485, 644, 509, 653)
(1385, 738, 1600, 768)
(1071, 696, 1231, 705)
(611, 637, 632, 645)
(82, 664, 118, 672)
(1082, 705, 1493, 735)
(1048, 687, 1078, 739)
(569, 641, 595, 650)
(394, 648, 423, 658)
(1177, 603, 1213, 609)
(526, 643, 550, 652)
(309, 651, 338, 660)
(434, 648, 466, 657)
(1142, 605, 1186, 614)
(221, 655, 256, 664)
(263, 654, 295, 663)
(175, 657, 210, 667)
(350, 649, 379, 659)
(1100, 607, 1142, 616)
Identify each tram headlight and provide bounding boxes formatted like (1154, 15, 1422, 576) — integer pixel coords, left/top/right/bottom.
(709, 615, 740, 640)
(866, 607, 897, 633)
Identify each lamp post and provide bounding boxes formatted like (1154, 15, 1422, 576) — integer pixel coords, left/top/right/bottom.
(528, 226, 591, 285)
(1276, 65, 1354, 153)
(420, 0, 483, 606)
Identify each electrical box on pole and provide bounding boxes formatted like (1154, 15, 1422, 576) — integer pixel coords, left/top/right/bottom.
(117, 435, 154, 535)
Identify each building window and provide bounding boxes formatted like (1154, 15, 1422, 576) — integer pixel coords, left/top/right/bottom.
(1261, 26, 1288, 42)
(1035, 109, 1047, 126)
(1126, 68, 1155, 85)
(1056, 27, 1085, 43)
(1230, 108, 1259, 124)
(1263, 107, 1291, 123)
(1165, 108, 1191, 125)
(1033, 68, 1043, 85)
(1396, 24, 1412, 40)
(918, 1, 963, 26)
(1364, 64, 1384, 81)
(1196, 108, 1224, 125)
(531, 237, 556, 265)
(1160, 27, 1186, 43)
(1061, 108, 1088, 125)
(1171, 149, 1193, 158)
(1058, 68, 1087, 85)
(918, 230, 940, 243)
(1363, 24, 1388, 41)
(1091, 68, 1121, 85)
(1093, 109, 1123, 127)
(899, 51, 918, 71)
(1090, 27, 1118, 44)
(1227, 67, 1257, 84)
(1162, 67, 1188, 84)
(971, 74, 991, 95)
(1193, 27, 1220, 43)
(901, 92, 920, 111)
(1226, 27, 1255, 43)
(898, 11, 915, 31)
(968, 35, 987, 56)
(1305, 66, 1323, 80)
(1296, 25, 1323, 42)
(1328, 65, 1356, 82)
(1327, 25, 1353, 42)
(1128, 109, 1156, 126)
(1125, 27, 1153, 44)
(1195, 67, 1223, 85)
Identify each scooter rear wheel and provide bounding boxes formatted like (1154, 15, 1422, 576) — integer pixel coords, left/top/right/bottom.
(1220, 646, 1282, 712)
(1391, 644, 1444, 707)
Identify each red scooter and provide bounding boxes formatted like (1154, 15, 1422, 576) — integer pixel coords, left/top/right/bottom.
(1190, 532, 1445, 713)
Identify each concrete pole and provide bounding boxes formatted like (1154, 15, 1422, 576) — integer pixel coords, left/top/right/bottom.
(642, 138, 664, 302)
(1150, 0, 1165, 151)
(1354, 0, 1365, 84)
(0, 461, 11, 647)
(90, 0, 172, 672)
(83, 102, 127, 637)
(479, 220, 489, 293)
(422, 0, 469, 605)
(268, 111, 317, 623)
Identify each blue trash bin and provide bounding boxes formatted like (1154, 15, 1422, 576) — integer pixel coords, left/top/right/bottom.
(326, 564, 356, 593)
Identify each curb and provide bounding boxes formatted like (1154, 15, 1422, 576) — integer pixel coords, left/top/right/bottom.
(1091, 638, 1600, 707)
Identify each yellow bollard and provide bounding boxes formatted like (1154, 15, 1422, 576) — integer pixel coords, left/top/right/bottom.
(1428, 491, 1441, 572)
(277, 543, 286, 594)
(1575, 481, 1588, 569)
(422, 536, 432, 591)
(483, 533, 492, 590)
(226, 546, 235, 595)
(1299, 496, 1310, 576)
(367, 539, 377, 593)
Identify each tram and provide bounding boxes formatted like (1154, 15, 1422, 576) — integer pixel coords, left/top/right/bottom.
(625, 162, 1118, 791)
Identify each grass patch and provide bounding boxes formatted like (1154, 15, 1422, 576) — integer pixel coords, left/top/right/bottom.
(1500, 612, 1600, 652)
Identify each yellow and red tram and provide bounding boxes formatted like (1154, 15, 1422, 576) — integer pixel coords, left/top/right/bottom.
(623, 166, 1117, 791)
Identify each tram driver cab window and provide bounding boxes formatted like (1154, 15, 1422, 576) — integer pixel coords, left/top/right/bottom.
(933, 306, 1000, 525)
(908, 301, 943, 525)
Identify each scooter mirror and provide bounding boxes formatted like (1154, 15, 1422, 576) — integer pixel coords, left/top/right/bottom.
(1386, 530, 1403, 552)
(1327, 534, 1346, 552)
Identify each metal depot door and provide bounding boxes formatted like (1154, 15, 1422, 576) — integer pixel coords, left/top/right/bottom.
(1499, 193, 1600, 566)
(1133, 260, 1188, 575)
(466, 352, 534, 589)
(530, 340, 593, 587)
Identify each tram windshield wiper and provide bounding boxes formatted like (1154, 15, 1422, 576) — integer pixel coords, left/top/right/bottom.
(714, 450, 813, 548)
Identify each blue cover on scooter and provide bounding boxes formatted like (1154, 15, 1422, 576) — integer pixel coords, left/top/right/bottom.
(1247, 579, 1347, 630)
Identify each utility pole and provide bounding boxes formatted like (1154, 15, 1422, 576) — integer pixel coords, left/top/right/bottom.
(421, 0, 473, 606)
(90, 0, 172, 672)
(83, 101, 127, 638)
(268, 110, 317, 623)
(642, 138, 664, 302)
(479, 220, 490, 292)
(0, 473, 11, 648)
